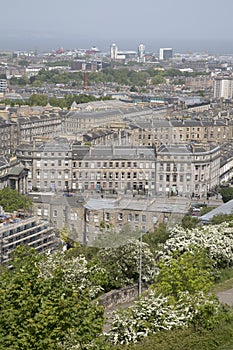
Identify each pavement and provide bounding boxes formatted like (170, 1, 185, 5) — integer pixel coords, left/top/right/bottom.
(217, 288, 233, 306)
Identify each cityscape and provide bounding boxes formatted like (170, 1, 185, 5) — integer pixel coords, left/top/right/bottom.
(1, 0, 233, 348)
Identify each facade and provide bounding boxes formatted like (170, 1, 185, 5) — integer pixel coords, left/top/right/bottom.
(156, 144, 220, 199)
(110, 43, 118, 61)
(0, 214, 56, 264)
(0, 156, 28, 194)
(72, 145, 156, 195)
(15, 138, 72, 192)
(138, 44, 145, 63)
(159, 48, 173, 60)
(84, 197, 189, 245)
(214, 76, 233, 99)
(0, 79, 7, 93)
(28, 192, 85, 244)
(129, 117, 231, 147)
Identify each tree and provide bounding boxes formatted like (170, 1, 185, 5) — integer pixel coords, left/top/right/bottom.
(156, 249, 214, 298)
(0, 187, 32, 212)
(181, 215, 199, 229)
(96, 240, 156, 290)
(0, 246, 104, 349)
(220, 187, 233, 203)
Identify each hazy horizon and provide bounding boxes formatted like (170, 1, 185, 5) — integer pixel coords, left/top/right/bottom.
(1, 0, 233, 55)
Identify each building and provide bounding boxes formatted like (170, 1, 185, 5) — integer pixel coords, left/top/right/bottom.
(156, 143, 220, 199)
(15, 138, 72, 192)
(0, 79, 7, 94)
(72, 145, 156, 195)
(0, 213, 56, 264)
(214, 76, 233, 99)
(159, 48, 173, 60)
(138, 44, 145, 63)
(84, 196, 190, 245)
(110, 43, 118, 61)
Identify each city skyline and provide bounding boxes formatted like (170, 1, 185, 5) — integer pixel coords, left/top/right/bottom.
(1, 0, 233, 54)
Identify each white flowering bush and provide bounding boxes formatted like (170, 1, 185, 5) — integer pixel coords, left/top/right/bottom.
(98, 240, 157, 289)
(156, 222, 233, 268)
(38, 251, 105, 298)
(107, 290, 221, 344)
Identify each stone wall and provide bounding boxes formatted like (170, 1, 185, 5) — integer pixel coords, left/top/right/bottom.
(99, 283, 147, 310)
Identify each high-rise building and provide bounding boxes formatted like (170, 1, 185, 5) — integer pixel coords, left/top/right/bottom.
(110, 43, 118, 61)
(159, 48, 173, 60)
(138, 44, 145, 62)
(214, 76, 233, 99)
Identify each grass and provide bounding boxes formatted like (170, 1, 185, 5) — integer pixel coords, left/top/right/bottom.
(214, 267, 233, 293)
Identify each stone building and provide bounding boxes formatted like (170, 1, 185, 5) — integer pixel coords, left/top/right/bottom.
(129, 117, 231, 147)
(72, 145, 156, 196)
(156, 143, 220, 199)
(15, 138, 72, 192)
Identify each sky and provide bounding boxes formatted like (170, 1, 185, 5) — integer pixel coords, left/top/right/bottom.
(1, 0, 233, 54)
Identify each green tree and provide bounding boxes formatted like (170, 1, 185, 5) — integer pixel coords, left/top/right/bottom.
(220, 187, 233, 203)
(156, 249, 214, 298)
(0, 246, 104, 349)
(181, 215, 200, 229)
(0, 187, 32, 212)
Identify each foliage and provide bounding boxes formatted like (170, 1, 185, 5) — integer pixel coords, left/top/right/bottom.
(110, 310, 233, 350)
(0, 187, 32, 212)
(92, 224, 141, 249)
(210, 213, 233, 224)
(156, 249, 214, 298)
(181, 215, 199, 229)
(96, 240, 157, 290)
(142, 223, 170, 254)
(220, 187, 233, 203)
(0, 246, 105, 349)
(157, 222, 233, 269)
(106, 290, 221, 345)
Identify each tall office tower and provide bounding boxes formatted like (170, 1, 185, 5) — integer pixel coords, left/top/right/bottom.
(138, 43, 145, 62)
(159, 48, 173, 60)
(110, 43, 118, 61)
(214, 76, 233, 99)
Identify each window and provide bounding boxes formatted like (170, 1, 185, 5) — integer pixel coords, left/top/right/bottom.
(128, 213, 132, 221)
(53, 210, 57, 217)
(121, 162, 125, 167)
(58, 160, 62, 166)
(94, 214, 99, 223)
(37, 208, 42, 216)
(118, 213, 123, 220)
(127, 162, 131, 167)
(142, 215, 147, 222)
(135, 214, 139, 222)
(105, 212, 110, 221)
(103, 162, 107, 168)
